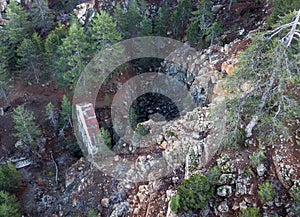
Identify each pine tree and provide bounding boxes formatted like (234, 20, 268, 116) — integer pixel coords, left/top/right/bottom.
(30, 0, 55, 36)
(0, 1, 30, 70)
(57, 20, 89, 89)
(113, 3, 127, 37)
(44, 24, 68, 80)
(16, 32, 44, 83)
(0, 48, 10, 105)
(154, 1, 170, 36)
(45, 102, 59, 130)
(139, 15, 152, 36)
(12, 105, 42, 146)
(0, 191, 21, 217)
(59, 95, 72, 130)
(126, 0, 142, 38)
(187, 0, 223, 48)
(0, 163, 22, 193)
(222, 11, 300, 147)
(115, 0, 142, 38)
(170, 0, 192, 37)
(89, 11, 121, 52)
(267, 0, 300, 25)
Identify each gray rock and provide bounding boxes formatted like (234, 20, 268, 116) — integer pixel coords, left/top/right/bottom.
(212, 4, 223, 12)
(110, 202, 129, 217)
(217, 185, 232, 197)
(219, 173, 235, 185)
(218, 201, 229, 213)
(101, 198, 110, 208)
(236, 182, 247, 196)
(257, 163, 266, 176)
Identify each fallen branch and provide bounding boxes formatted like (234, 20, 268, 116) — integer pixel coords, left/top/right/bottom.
(50, 151, 59, 185)
(266, 9, 300, 47)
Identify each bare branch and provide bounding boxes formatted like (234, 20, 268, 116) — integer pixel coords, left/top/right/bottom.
(281, 9, 300, 47)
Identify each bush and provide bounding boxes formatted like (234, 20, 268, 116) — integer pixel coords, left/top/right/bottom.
(170, 195, 180, 213)
(239, 206, 262, 217)
(258, 181, 276, 204)
(207, 166, 221, 185)
(97, 127, 112, 149)
(249, 146, 266, 168)
(134, 123, 149, 136)
(172, 174, 214, 213)
(0, 163, 22, 193)
(0, 191, 21, 217)
(87, 209, 98, 217)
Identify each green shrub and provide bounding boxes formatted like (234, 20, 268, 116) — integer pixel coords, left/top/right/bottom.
(258, 181, 276, 204)
(239, 206, 262, 217)
(0, 191, 21, 217)
(0, 163, 22, 193)
(97, 127, 112, 149)
(170, 195, 180, 213)
(134, 123, 149, 136)
(87, 209, 98, 217)
(249, 146, 266, 168)
(207, 166, 221, 185)
(173, 174, 214, 213)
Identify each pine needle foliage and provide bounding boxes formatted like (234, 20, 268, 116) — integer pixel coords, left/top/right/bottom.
(222, 11, 300, 148)
(12, 105, 42, 147)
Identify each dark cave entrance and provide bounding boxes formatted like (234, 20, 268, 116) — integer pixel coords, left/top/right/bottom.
(129, 92, 180, 130)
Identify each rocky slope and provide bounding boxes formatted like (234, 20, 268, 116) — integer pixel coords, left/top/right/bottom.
(0, 0, 299, 217)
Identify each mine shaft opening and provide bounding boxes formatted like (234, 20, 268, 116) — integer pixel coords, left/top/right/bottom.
(129, 92, 180, 130)
(95, 58, 181, 145)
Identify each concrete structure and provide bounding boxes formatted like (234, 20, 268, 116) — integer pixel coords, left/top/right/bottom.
(75, 103, 100, 156)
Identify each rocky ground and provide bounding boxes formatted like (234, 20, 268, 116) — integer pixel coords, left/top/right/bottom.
(0, 0, 299, 217)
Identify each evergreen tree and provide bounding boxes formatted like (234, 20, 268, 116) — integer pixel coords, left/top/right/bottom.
(59, 95, 72, 130)
(51, 0, 81, 13)
(16, 32, 44, 83)
(267, 0, 300, 25)
(113, 3, 127, 37)
(30, 0, 55, 36)
(139, 15, 152, 36)
(45, 102, 59, 130)
(170, 0, 192, 37)
(0, 163, 22, 193)
(57, 20, 89, 89)
(136, 15, 157, 71)
(12, 105, 42, 146)
(114, 0, 142, 38)
(222, 11, 300, 147)
(187, 0, 223, 48)
(0, 191, 21, 217)
(170, 174, 214, 212)
(126, 0, 142, 38)
(0, 48, 10, 105)
(0, 1, 30, 70)
(89, 11, 122, 52)
(44, 24, 68, 80)
(154, 1, 170, 36)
